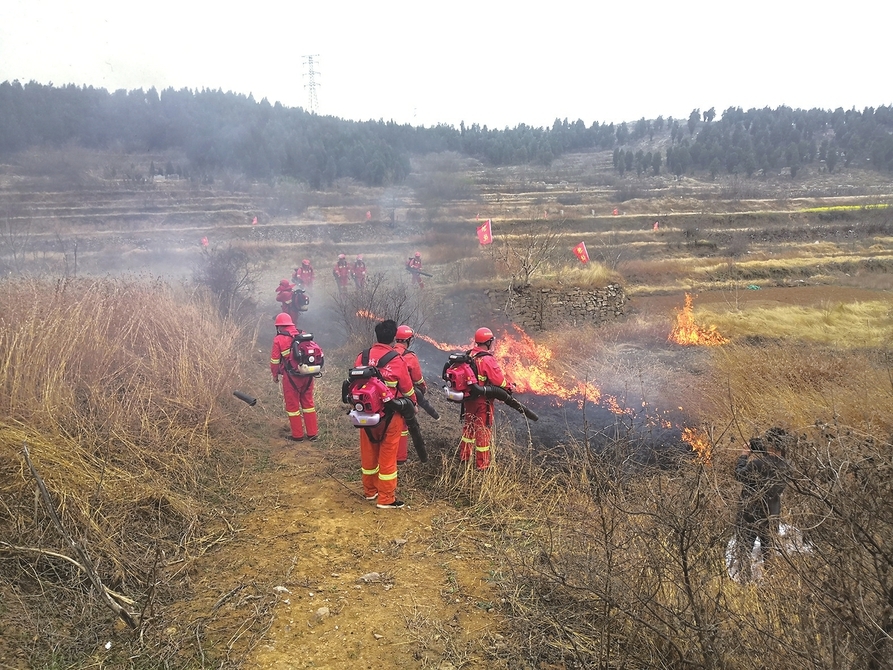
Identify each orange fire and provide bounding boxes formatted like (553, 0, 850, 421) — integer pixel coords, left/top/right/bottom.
(682, 427, 712, 463)
(669, 294, 727, 346)
(356, 309, 708, 450)
(493, 325, 609, 409)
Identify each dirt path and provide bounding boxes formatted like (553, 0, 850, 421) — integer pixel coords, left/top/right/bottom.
(203, 440, 500, 669)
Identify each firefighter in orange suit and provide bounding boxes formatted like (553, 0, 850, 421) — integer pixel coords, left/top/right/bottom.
(333, 254, 351, 292)
(270, 312, 318, 442)
(395, 325, 423, 464)
(356, 319, 416, 509)
(406, 251, 424, 289)
(351, 254, 367, 290)
(459, 327, 507, 470)
(275, 278, 294, 306)
(275, 279, 299, 323)
(293, 259, 314, 291)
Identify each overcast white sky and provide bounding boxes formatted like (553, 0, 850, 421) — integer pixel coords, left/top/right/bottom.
(1, 0, 890, 130)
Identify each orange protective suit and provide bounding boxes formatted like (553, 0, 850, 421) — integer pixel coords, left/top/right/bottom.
(333, 260, 351, 291)
(355, 343, 416, 505)
(271, 326, 318, 440)
(351, 259, 367, 290)
(459, 346, 506, 470)
(395, 342, 426, 464)
(406, 256, 424, 289)
(293, 262, 314, 290)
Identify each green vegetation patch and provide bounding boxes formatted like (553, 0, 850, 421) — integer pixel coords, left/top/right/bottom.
(802, 203, 890, 213)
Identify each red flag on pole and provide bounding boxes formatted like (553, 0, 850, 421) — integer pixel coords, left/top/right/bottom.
(573, 241, 589, 264)
(366, 211, 372, 220)
(252, 216, 258, 225)
(476, 219, 493, 245)
(201, 237, 209, 247)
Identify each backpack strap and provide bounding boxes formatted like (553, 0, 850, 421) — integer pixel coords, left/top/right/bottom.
(470, 350, 493, 383)
(363, 348, 398, 369)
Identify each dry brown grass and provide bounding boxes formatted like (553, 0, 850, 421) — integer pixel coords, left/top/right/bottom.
(0, 276, 256, 666)
(697, 300, 893, 348)
(690, 341, 893, 438)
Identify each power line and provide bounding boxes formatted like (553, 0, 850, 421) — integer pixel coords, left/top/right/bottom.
(302, 54, 320, 114)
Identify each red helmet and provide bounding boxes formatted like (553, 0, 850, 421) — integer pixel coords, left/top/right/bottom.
(414, 251, 421, 258)
(338, 253, 346, 260)
(275, 313, 295, 327)
(302, 259, 311, 265)
(279, 279, 291, 287)
(356, 254, 363, 260)
(396, 325, 414, 341)
(474, 327, 495, 344)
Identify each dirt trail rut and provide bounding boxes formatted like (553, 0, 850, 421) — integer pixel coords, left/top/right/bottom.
(209, 442, 500, 669)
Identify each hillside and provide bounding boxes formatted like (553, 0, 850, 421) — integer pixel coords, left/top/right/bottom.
(2, 147, 893, 669)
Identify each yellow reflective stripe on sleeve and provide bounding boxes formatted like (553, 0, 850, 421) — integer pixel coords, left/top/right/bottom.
(461, 437, 475, 444)
(401, 430, 409, 437)
(477, 374, 486, 382)
(476, 445, 491, 452)
(404, 386, 415, 397)
(271, 357, 281, 364)
(362, 466, 380, 476)
(385, 380, 398, 387)
(378, 470, 398, 481)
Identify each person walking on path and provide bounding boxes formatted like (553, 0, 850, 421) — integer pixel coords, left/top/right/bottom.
(270, 312, 318, 442)
(293, 259, 314, 291)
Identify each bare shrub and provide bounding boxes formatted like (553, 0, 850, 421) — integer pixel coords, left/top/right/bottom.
(192, 245, 259, 318)
(0, 209, 33, 274)
(329, 273, 426, 351)
(491, 225, 563, 287)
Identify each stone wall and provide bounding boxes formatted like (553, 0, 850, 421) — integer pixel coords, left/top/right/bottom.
(484, 283, 628, 331)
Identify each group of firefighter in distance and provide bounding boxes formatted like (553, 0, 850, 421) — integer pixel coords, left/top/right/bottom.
(274, 252, 433, 324)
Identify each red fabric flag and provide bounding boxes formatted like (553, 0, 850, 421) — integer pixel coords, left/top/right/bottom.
(252, 216, 258, 225)
(653, 221, 660, 230)
(476, 219, 493, 245)
(201, 237, 209, 247)
(612, 208, 619, 216)
(573, 241, 589, 264)
(366, 211, 372, 220)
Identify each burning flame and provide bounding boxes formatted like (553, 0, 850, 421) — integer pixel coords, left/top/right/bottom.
(493, 325, 607, 408)
(682, 427, 712, 463)
(357, 309, 708, 454)
(669, 294, 727, 346)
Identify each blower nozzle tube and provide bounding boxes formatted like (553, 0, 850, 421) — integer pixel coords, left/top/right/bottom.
(233, 390, 257, 406)
(469, 384, 539, 421)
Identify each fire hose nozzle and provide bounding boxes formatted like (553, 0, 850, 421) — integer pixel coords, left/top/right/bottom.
(233, 390, 257, 406)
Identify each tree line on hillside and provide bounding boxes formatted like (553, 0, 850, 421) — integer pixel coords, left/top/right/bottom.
(1, 81, 891, 186)
(615, 106, 893, 178)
